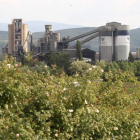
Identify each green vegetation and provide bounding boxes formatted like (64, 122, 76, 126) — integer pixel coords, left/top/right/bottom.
(0, 55, 140, 139)
(128, 52, 135, 62)
(48, 52, 71, 75)
(76, 40, 83, 61)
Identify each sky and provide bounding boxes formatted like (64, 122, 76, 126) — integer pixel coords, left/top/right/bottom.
(0, 0, 140, 29)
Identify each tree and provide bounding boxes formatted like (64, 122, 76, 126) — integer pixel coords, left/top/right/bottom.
(96, 60, 106, 69)
(76, 40, 83, 61)
(48, 52, 71, 75)
(47, 51, 57, 67)
(69, 60, 92, 75)
(55, 52, 71, 75)
(104, 62, 115, 72)
(128, 52, 135, 62)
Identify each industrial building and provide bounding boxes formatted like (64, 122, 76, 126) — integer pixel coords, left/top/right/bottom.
(2, 19, 28, 60)
(33, 25, 60, 54)
(62, 48, 96, 62)
(3, 19, 135, 62)
(99, 22, 130, 61)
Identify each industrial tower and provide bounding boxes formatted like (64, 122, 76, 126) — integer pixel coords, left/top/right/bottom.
(2, 19, 28, 60)
(99, 22, 130, 61)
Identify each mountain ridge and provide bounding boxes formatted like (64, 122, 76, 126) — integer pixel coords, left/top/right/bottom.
(0, 20, 83, 32)
(0, 27, 140, 54)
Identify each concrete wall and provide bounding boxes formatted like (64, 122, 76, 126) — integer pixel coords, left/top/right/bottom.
(8, 25, 13, 54)
(23, 24, 28, 52)
(99, 46, 112, 62)
(7, 19, 28, 55)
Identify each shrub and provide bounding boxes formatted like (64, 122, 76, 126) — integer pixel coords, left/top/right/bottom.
(32, 61, 51, 75)
(96, 60, 106, 69)
(0, 57, 140, 139)
(69, 60, 92, 75)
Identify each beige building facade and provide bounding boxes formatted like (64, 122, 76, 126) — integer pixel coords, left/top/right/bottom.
(8, 19, 28, 55)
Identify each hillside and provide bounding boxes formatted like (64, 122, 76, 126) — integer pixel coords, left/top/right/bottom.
(0, 21, 82, 32)
(0, 27, 140, 54)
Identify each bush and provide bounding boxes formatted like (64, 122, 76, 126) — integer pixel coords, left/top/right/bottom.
(0, 57, 140, 139)
(69, 60, 92, 76)
(96, 60, 106, 69)
(32, 61, 51, 75)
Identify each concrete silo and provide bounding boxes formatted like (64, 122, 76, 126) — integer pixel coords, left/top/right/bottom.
(50, 33, 60, 52)
(98, 22, 130, 62)
(115, 25, 130, 61)
(35, 25, 60, 54)
(99, 26, 113, 62)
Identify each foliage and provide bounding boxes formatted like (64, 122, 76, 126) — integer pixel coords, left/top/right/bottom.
(76, 40, 83, 61)
(55, 52, 71, 75)
(128, 52, 135, 62)
(69, 60, 92, 75)
(47, 51, 57, 67)
(48, 52, 71, 75)
(103, 69, 137, 82)
(32, 61, 51, 75)
(0, 57, 140, 139)
(96, 60, 106, 69)
(20, 52, 38, 67)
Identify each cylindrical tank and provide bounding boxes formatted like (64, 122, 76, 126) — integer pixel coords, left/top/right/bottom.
(115, 25, 130, 61)
(23, 24, 28, 52)
(45, 25, 52, 32)
(50, 41, 57, 52)
(99, 26, 113, 62)
(52, 33, 60, 41)
(8, 25, 14, 54)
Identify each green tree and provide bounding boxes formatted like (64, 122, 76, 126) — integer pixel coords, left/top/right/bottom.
(104, 62, 115, 72)
(48, 52, 71, 75)
(128, 52, 135, 62)
(55, 52, 71, 75)
(69, 60, 92, 75)
(47, 51, 57, 67)
(96, 60, 106, 69)
(112, 61, 120, 69)
(76, 40, 83, 61)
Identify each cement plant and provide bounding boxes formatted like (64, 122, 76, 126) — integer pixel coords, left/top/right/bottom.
(2, 19, 139, 62)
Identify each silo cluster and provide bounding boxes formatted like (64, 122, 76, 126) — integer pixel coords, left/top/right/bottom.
(99, 22, 130, 61)
(36, 25, 60, 54)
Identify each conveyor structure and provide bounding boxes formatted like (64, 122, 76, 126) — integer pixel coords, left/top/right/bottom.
(65, 28, 98, 43)
(69, 32, 99, 49)
(2, 19, 130, 62)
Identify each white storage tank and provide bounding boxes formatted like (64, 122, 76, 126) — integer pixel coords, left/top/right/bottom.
(99, 26, 113, 62)
(115, 25, 130, 61)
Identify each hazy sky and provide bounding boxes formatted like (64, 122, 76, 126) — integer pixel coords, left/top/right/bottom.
(0, 0, 140, 29)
